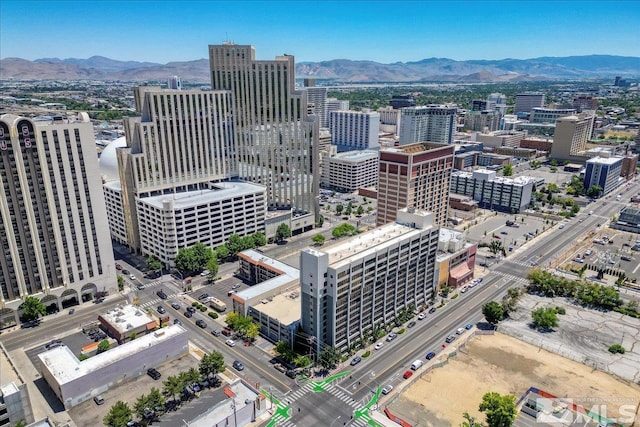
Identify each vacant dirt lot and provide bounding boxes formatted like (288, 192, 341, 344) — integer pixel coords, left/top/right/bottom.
(388, 332, 640, 427)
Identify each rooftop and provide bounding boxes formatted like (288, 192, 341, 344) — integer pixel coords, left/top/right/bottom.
(99, 304, 156, 334)
(586, 156, 623, 165)
(253, 289, 301, 325)
(235, 250, 299, 301)
(452, 169, 538, 186)
(38, 325, 187, 385)
(329, 150, 379, 162)
(139, 181, 266, 210)
(319, 209, 434, 268)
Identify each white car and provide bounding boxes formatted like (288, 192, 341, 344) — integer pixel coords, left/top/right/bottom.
(417, 313, 426, 320)
(374, 342, 383, 350)
(225, 339, 236, 347)
(456, 327, 465, 335)
(129, 274, 136, 281)
(460, 286, 468, 293)
(381, 385, 393, 395)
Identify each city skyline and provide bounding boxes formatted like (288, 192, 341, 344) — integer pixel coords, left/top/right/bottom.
(1, 1, 639, 64)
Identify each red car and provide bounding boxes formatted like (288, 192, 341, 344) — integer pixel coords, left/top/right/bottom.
(403, 370, 413, 379)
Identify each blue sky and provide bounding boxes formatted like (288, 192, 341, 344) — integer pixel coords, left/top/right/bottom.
(2, 1, 639, 63)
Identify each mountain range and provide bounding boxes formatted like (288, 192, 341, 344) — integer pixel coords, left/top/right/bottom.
(1, 54, 638, 83)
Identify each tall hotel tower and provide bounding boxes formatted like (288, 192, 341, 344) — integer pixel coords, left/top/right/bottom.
(209, 44, 319, 222)
(0, 114, 114, 326)
(377, 142, 455, 227)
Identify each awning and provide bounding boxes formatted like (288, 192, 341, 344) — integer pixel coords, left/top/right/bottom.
(449, 263, 472, 279)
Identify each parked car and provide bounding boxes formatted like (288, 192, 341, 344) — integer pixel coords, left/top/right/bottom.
(465, 323, 473, 330)
(428, 307, 437, 314)
(157, 306, 166, 314)
(426, 351, 436, 360)
(232, 360, 245, 371)
(460, 286, 468, 293)
(403, 370, 413, 379)
(374, 342, 383, 350)
(456, 327, 465, 335)
(184, 311, 193, 318)
(286, 369, 297, 379)
(129, 274, 136, 281)
(445, 335, 456, 343)
(210, 329, 221, 337)
(407, 321, 416, 328)
(417, 312, 426, 320)
(122, 269, 130, 275)
(350, 356, 362, 366)
(382, 385, 393, 395)
(221, 328, 232, 336)
(386, 332, 397, 342)
(171, 302, 180, 310)
(115, 263, 122, 270)
(186, 306, 197, 313)
(147, 368, 161, 380)
(68, 308, 75, 315)
(225, 339, 236, 347)
(198, 293, 209, 301)
(94, 395, 105, 405)
(274, 364, 287, 373)
(195, 319, 207, 329)
(173, 318, 182, 325)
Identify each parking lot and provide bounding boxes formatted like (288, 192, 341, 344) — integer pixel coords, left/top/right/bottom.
(464, 211, 550, 254)
(67, 353, 217, 427)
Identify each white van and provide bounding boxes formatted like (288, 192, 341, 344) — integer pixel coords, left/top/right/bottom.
(411, 359, 424, 371)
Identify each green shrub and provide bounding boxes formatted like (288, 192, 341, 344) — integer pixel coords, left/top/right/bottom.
(78, 353, 89, 361)
(340, 355, 348, 362)
(397, 328, 405, 335)
(191, 301, 199, 307)
(199, 306, 207, 312)
(555, 306, 566, 315)
(362, 350, 371, 358)
(451, 293, 459, 300)
(208, 312, 219, 319)
(608, 344, 626, 354)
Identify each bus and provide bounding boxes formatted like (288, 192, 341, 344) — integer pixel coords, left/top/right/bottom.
(209, 297, 227, 312)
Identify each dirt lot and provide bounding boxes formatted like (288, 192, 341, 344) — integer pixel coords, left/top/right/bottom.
(388, 332, 640, 427)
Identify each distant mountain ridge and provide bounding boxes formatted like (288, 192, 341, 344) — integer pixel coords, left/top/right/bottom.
(1, 54, 638, 82)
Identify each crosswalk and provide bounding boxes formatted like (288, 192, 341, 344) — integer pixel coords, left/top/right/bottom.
(138, 294, 178, 309)
(494, 272, 529, 286)
(324, 383, 363, 409)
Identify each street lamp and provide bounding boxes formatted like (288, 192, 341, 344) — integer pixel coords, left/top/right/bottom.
(330, 415, 342, 427)
(231, 399, 237, 427)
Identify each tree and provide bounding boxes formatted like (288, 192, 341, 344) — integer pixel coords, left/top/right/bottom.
(117, 275, 124, 292)
(162, 375, 183, 402)
(245, 322, 260, 341)
(478, 392, 517, 427)
(482, 301, 504, 325)
(225, 234, 244, 258)
(274, 340, 295, 363)
(146, 256, 163, 272)
(174, 247, 199, 275)
(200, 351, 225, 377)
(461, 412, 483, 427)
(336, 204, 344, 215)
(97, 339, 111, 353)
(488, 240, 506, 257)
(134, 394, 151, 419)
(103, 401, 132, 427)
(252, 232, 267, 247)
(191, 242, 214, 270)
(294, 355, 312, 368)
(356, 205, 365, 216)
(276, 224, 292, 242)
(312, 234, 326, 245)
(587, 185, 602, 198)
(345, 206, 352, 216)
(20, 296, 46, 321)
(502, 164, 513, 176)
(215, 245, 230, 261)
(318, 346, 342, 370)
(206, 256, 219, 281)
(531, 307, 559, 330)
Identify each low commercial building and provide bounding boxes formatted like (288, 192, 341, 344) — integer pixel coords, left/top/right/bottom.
(450, 169, 536, 213)
(234, 250, 300, 346)
(449, 194, 478, 212)
(435, 228, 477, 288)
(611, 206, 640, 234)
(493, 147, 537, 160)
(39, 325, 188, 409)
(1, 343, 34, 425)
(321, 150, 378, 193)
(621, 154, 639, 180)
(474, 130, 526, 148)
(520, 138, 553, 153)
(98, 304, 159, 343)
(453, 151, 478, 170)
(529, 107, 576, 124)
(477, 153, 511, 168)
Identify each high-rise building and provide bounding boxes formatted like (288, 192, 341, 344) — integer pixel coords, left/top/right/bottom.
(450, 169, 535, 213)
(305, 86, 328, 128)
(329, 110, 380, 152)
(584, 156, 623, 197)
(104, 87, 266, 265)
(549, 112, 595, 160)
(325, 98, 350, 127)
(209, 44, 319, 220)
(300, 208, 439, 354)
(515, 92, 545, 114)
(321, 150, 378, 192)
(398, 105, 456, 145)
(487, 93, 507, 114)
(464, 110, 501, 132)
(389, 95, 415, 109)
(0, 114, 115, 325)
(167, 76, 182, 90)
(377, 142, 455, 227)
(471, 100, 488, 111)
(529, 107, 576, 124)
(573, 96, 597, 113)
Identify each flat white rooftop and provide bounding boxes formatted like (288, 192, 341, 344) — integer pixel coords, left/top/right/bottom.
(235, 250, 299, 301)
(586, 156, 622, 165)
(453, 169, 537, 186)
(38, 325, 187, 385)
(330, 150, 379, 162)
(140, 181, 265, 210)
(100, 304, 156, 335)
(439, 227, 463, 242)
(254, 289, 301, 325)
